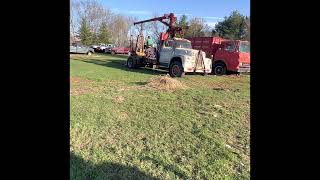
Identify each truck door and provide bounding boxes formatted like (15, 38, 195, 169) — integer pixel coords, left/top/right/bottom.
(159, 39, 173, 67)
(224, 41, 239, 71)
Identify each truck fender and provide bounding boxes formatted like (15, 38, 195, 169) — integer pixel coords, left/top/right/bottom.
(169, 56, 183, 68)
(213, 59, 228, 69)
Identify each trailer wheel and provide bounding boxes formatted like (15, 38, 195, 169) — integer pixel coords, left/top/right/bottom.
(169, 61, 185, 77)
(213, 62, 226, 76)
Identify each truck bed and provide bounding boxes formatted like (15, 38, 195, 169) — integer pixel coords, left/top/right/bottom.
(187, 37, 225, 57)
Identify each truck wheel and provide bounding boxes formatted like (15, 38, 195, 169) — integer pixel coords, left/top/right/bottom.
(127, 57, 136, 69)
(213, 62, 226, 76)
(111, 51, 115, 55)
(169, 61, 185, 77)
(87, 51, 92, 56)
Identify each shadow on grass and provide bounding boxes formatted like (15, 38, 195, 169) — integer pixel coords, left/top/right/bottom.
(70, 152, 159, 180)
(132, 81, 149, 85)
(140, 156, 188, 179)
(80, 58, 167, 76)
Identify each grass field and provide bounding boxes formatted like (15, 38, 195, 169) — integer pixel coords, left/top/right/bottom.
(70, 53, 250, 180)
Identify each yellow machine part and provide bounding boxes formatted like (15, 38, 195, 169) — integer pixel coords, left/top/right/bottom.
(136, 51, 145, 56)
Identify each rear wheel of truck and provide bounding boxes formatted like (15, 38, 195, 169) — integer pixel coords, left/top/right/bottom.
(127, 57, 135, 69)
(169, 61, 185, 77)
(127, 56, 139, 69)
(213, 62, 226, 76)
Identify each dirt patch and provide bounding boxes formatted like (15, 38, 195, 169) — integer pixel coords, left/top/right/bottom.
(71, 77, 92, 84)
(146, 75, 187, 91)
(70, 77, 99, 95)
(118, 112, 129, 120)
(114, 95, 125, 103)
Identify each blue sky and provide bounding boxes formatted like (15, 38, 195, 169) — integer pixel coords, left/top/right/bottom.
(98, 0, 250, 28)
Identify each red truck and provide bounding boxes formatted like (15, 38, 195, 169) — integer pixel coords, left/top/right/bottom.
(187, 37, 250, 75)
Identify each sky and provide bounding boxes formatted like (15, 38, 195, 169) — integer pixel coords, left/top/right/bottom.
(98, 0, 250, 28)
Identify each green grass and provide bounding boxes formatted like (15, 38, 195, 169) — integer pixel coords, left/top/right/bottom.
(70, 53, 250, 180)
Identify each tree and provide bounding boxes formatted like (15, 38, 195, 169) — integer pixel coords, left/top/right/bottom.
(175, 15, 188, 38)
(109, 14, 132, 46)
(212, 29, 217, 36)
(176, 15, 188, 27)
(98, 22, 111, 44)
(144, 13, 166, 45)
(215, 10, 247, 40)
(79, 17, 92, 45)
(73, 0, 113, 44)
(244, 16, 250, 41)
(184, 18, 209, 38)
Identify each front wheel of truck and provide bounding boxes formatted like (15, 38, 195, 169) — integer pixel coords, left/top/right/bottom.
(169, 61, 185, 77)
(213, 62, 226, 76)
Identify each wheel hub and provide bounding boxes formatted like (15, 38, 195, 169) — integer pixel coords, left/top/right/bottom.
(172, 65, 180, 76)
(128, 59, 133, 67)
(215, 66, 222, 74)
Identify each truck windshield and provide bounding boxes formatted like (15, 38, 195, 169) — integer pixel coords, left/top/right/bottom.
(240, 42, 250, 53)
(175, 40, 192, 49)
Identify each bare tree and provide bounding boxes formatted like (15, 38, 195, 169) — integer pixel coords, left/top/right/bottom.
(145, 13, 166, 45)
(185, 17, 209, 38)
(73, 0, 112, 44)
(70, 0, 78, 43)
(109, 14, 132, 46)
(70, 0, 155, 46)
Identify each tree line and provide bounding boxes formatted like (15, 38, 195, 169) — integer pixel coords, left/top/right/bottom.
(70, 0, 135, 46)
(176, 11, 250, 41)
(70, 0, 250, 47)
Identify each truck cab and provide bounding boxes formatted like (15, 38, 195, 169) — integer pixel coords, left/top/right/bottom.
(159, 38, 212, 76)
(213, 40, 250, 75)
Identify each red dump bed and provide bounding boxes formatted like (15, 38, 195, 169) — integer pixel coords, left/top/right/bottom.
(187, 37, 226, 57)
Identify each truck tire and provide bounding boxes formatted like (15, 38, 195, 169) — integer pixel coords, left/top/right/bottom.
(169, 61, 185, 77)
(111, 51, 115, 55)
(213, 62, 226, 76)
(87, 51, 92, 56)
(127, 57, 136, 69)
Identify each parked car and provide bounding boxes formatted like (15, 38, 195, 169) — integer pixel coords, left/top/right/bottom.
(110, 47, 130, 55)
(96, 43, 107, 53)
(90, 44, 99, 52)
(70, 43, 94, 55)
(104, 44, 116, 53)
